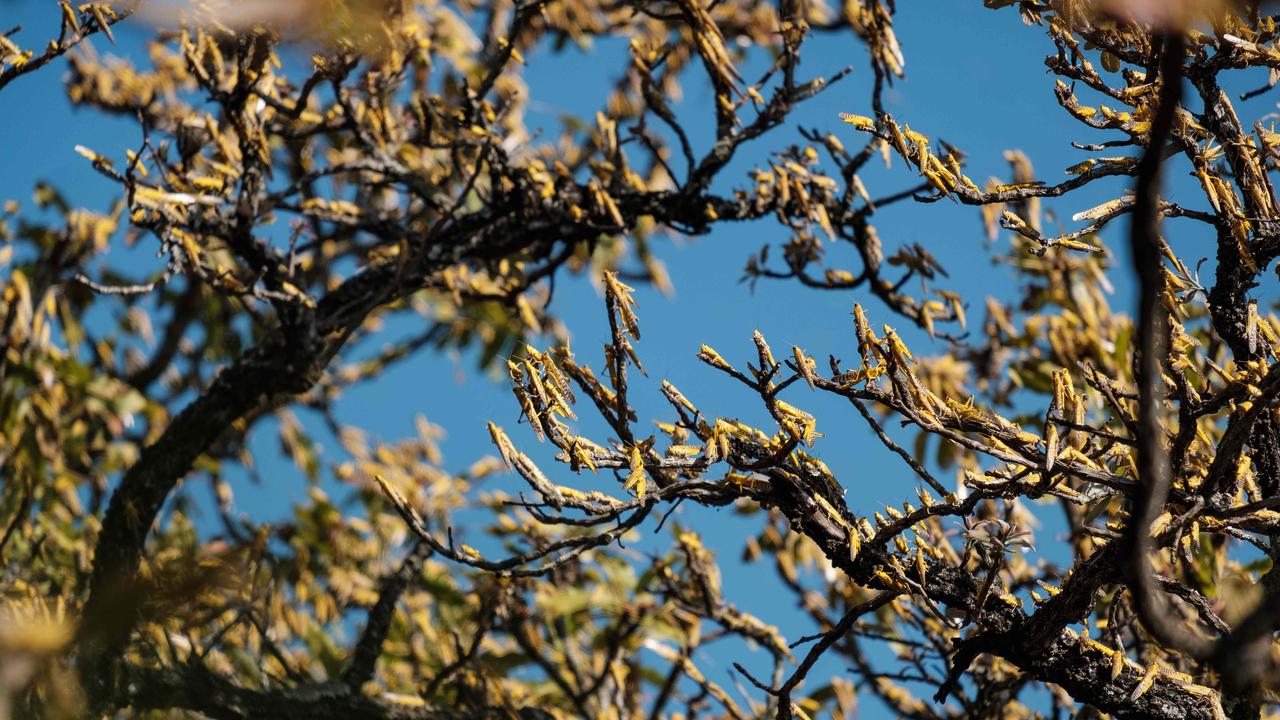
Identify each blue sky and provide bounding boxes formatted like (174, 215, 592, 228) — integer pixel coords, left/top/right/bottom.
(1, 1, 1260, 715)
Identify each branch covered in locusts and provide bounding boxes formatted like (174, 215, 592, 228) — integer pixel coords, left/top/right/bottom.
(6, 1, 1280, 719)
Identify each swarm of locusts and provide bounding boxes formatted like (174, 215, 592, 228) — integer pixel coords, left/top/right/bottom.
(11, 0, 1280, 718)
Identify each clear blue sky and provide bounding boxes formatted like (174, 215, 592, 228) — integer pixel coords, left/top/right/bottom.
(1, 1, 1247, 715)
